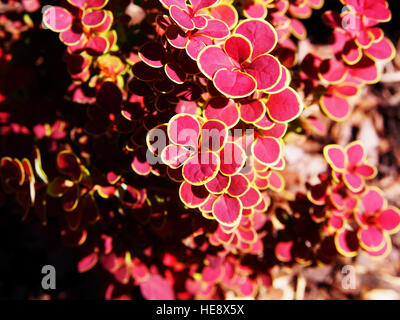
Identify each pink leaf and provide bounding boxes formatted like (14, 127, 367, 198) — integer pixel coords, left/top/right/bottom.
(140, 275, 175, 300)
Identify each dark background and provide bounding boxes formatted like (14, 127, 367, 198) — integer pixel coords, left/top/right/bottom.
(0, 0, 399, 299)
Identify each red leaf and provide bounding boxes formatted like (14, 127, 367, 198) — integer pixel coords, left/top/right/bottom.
(275, 241, 293, 262)
(212, 194, 242, 227)
(364, 37, 395, 61)
(182, 152, 220, 185)
(140, 275, 175, 300)
(252, 136, 281, 166)
(82, 10, 107, 28)
(219, 142, 246, 175)
(57, 151, 82, 181)
(197, 46, 234, 79)
(246, 54, 281, 91)
(168, 113, 200, 148)
(361, 187, 385, 214)
(204, 97, 240, 128)
(235, 19, 277, 59)
(227, 174, 250, 197)
(43, 6, 73, 32)
(335, 229, 359, 257)
(205, 173, 230, 194)
(209, 4, 238, 29)
(169, 5, 194, 30)
(377, 207, 400, 234)
(139, 42, 165, 68)
(266, 87, 303, 122)
(78, 252, 99, 273)
(224, 35, 252, 63)
(179, 181, 209, 208)
(323, 145, 346, 172)
(320, 94, 350, 121)
(213, 69, 256, 98)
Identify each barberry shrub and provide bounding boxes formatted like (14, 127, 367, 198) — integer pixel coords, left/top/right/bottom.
(0, 0, 398, 299)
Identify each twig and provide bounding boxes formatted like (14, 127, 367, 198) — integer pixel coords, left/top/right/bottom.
(295, 274, 306, 300)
